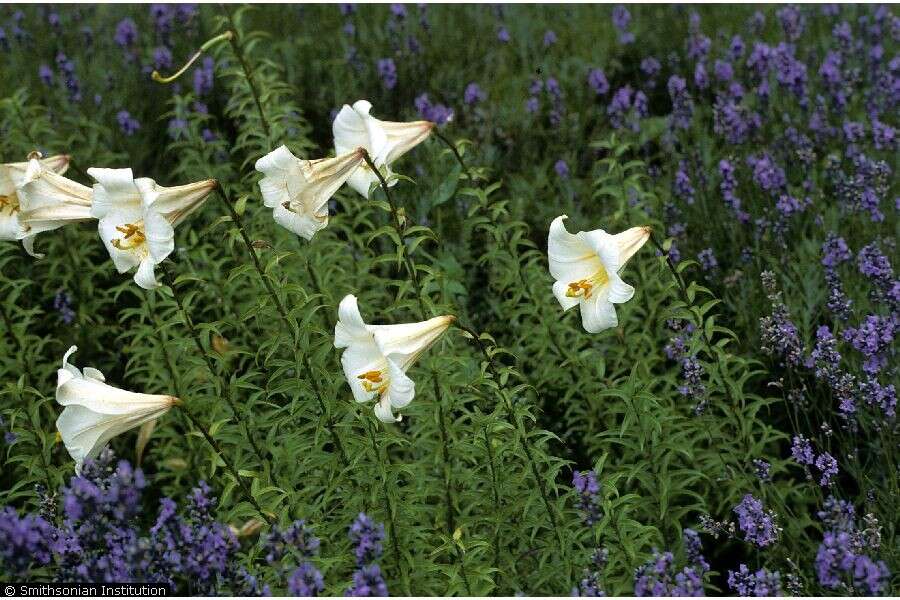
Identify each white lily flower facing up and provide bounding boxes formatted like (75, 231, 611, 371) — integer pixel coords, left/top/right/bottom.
(56, 345, 179, 473)
(255, 145, 366, 240)
(333, 100, 434, 198)
(548, 215, 651, 334)
(88, 167, 216, 289)
(0, 154, 71, 249)
(334, 294, 454, 423)
(16, 157, 93, 257)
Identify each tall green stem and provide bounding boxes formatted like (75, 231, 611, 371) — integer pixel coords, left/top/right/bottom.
(363, 416, 410, 596)
(360, 151, 475, 594)
(221, 8, 271, 147)
(158, 271, 282, 489)
(217, 188, 349, 469)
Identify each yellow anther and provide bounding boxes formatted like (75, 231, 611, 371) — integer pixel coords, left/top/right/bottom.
(0, 194, 19, 215)
(564, 267, 610, 300)
(358, 370, 388, 395)
(111, 223, 146, 250)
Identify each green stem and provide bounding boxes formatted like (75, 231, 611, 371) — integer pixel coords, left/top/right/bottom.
(364, 417, 410, 595)
(432, 130, 476, 183)
(151, 31, 235, 84)
(455, 322, 568, 561)
(159, 271, 280, 489)
(178, 402, 274, 525)
(217, 188, 349, 469)
(360, 150, 474, 594)
(220, 8, 271, 148)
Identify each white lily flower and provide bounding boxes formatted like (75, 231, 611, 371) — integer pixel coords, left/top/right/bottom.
(88, 167, 216, 289)
(548, 215, 650, 333)
(334, 294, 454, 423)
(333, 100, 434, 198)
(255, 145, 366, 240)
(55, 345, 179, 473)
(0, 154, 70, 248)
(16, 157, 93, 257)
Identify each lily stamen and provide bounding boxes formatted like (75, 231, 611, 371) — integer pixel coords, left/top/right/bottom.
(565, 268, 610, 300)
(0, 194, 19, 215)
(112, 223, 146, 250)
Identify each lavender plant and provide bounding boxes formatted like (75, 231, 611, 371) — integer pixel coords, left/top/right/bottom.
(1, 3, 897, 597)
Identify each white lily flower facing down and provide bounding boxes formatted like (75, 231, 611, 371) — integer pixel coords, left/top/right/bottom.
(56, 345, 179, 473)
(16, 157, 93, 257)
(548, 215, 651, 333)
(334, 294, 454, 423)
(255, 145, 366, 240)
(333, 100, 434, 198)
(0, 154, 70, 248)
(88, 167, 216, 289)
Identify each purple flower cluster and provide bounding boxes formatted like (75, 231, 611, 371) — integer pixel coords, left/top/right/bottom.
(611, 5, 634, 45)
(463, 82, 486, 106)
(727, 564, 783, 596)
(587, 68, 609, 96)
(116, 110, 141, 136)
(814, 496, 890, 595)
(759, 272, 805, 368)
(857, 242, 899, 308)
(193, 56, 215, 97)
(53, 289, 75, 324)
(572, 470, 601, 526)
(377, 58, 397, 90)
(667, 76, 693, 130)
(0, 450, 262, 592)
(346, 513, 388, 596)
(607, 86, 647, 132)
(633, 530, 708, 596)
(718, 159, 749, 223)
(790, 434, 841, 487)
(573, 547, 608, 596)
(842, 314, 896, 375)
(414, 93, 453, 126)
(733, 494, 779, 547)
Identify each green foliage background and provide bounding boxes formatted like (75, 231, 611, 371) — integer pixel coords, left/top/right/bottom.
(0, 3, 897, 596)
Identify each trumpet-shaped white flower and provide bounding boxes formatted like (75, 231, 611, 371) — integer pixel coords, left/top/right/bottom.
(56, 346, 179, 473)
(333, 100, 434, 198)
(334, 294, 454, 423)
(88, 167, 216, 289)
(0, 154, 71, 249)
(255, 145, 366, 240)
(548, 215, 650, 333)
(16, 157, 93, 257)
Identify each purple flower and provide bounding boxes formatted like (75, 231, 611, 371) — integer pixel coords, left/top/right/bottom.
(815, 452, 839, 487)
(114, 18, 138, 49)
(777, 4, 806, 41)
(572, 470, 601, 525)
(39, 64, 54, 86)
(752, 459, 771, 482)
(389, 3, 406, 19)
(728, 564, 783, 596)
(747, 153, 786, 194)
(641, 57, 661, 78)
(497, 26, 510, 43)
(667, 75, 693, 129)
(0, 507, 54, 574)
(543, 30, 557, 47)
(713, 60, 734, 83)
(414, 93, 453, 125)
(611, 5, 634, 44)
(193, 56, 215, 97)
(377, 58, 397, 90)
(287, 563, 324, 596)
(674, 161, 695, 204)
(348, 513, 384, 567)
(116, 111, 141, 136)
(821, 233, 852, 268)
(347, 564, 388, 597)
(791, 434, 815, 465)
(554, 159, 570, 179)
(587, 68, 609, 96)
(152, 46, 173, 72)
(464, 82, 486, 105)
(54, 289, 75, 324)
(843, 314, 896, 374)
(264, 520, 320, 565)
(733, 494, 778, 547)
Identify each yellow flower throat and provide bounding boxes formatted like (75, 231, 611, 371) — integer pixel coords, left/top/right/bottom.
(111, 222, 146, 250)
(565, 265, 609, 300)
(358, 369, 389, 396)
(0, 194, 19, 215)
